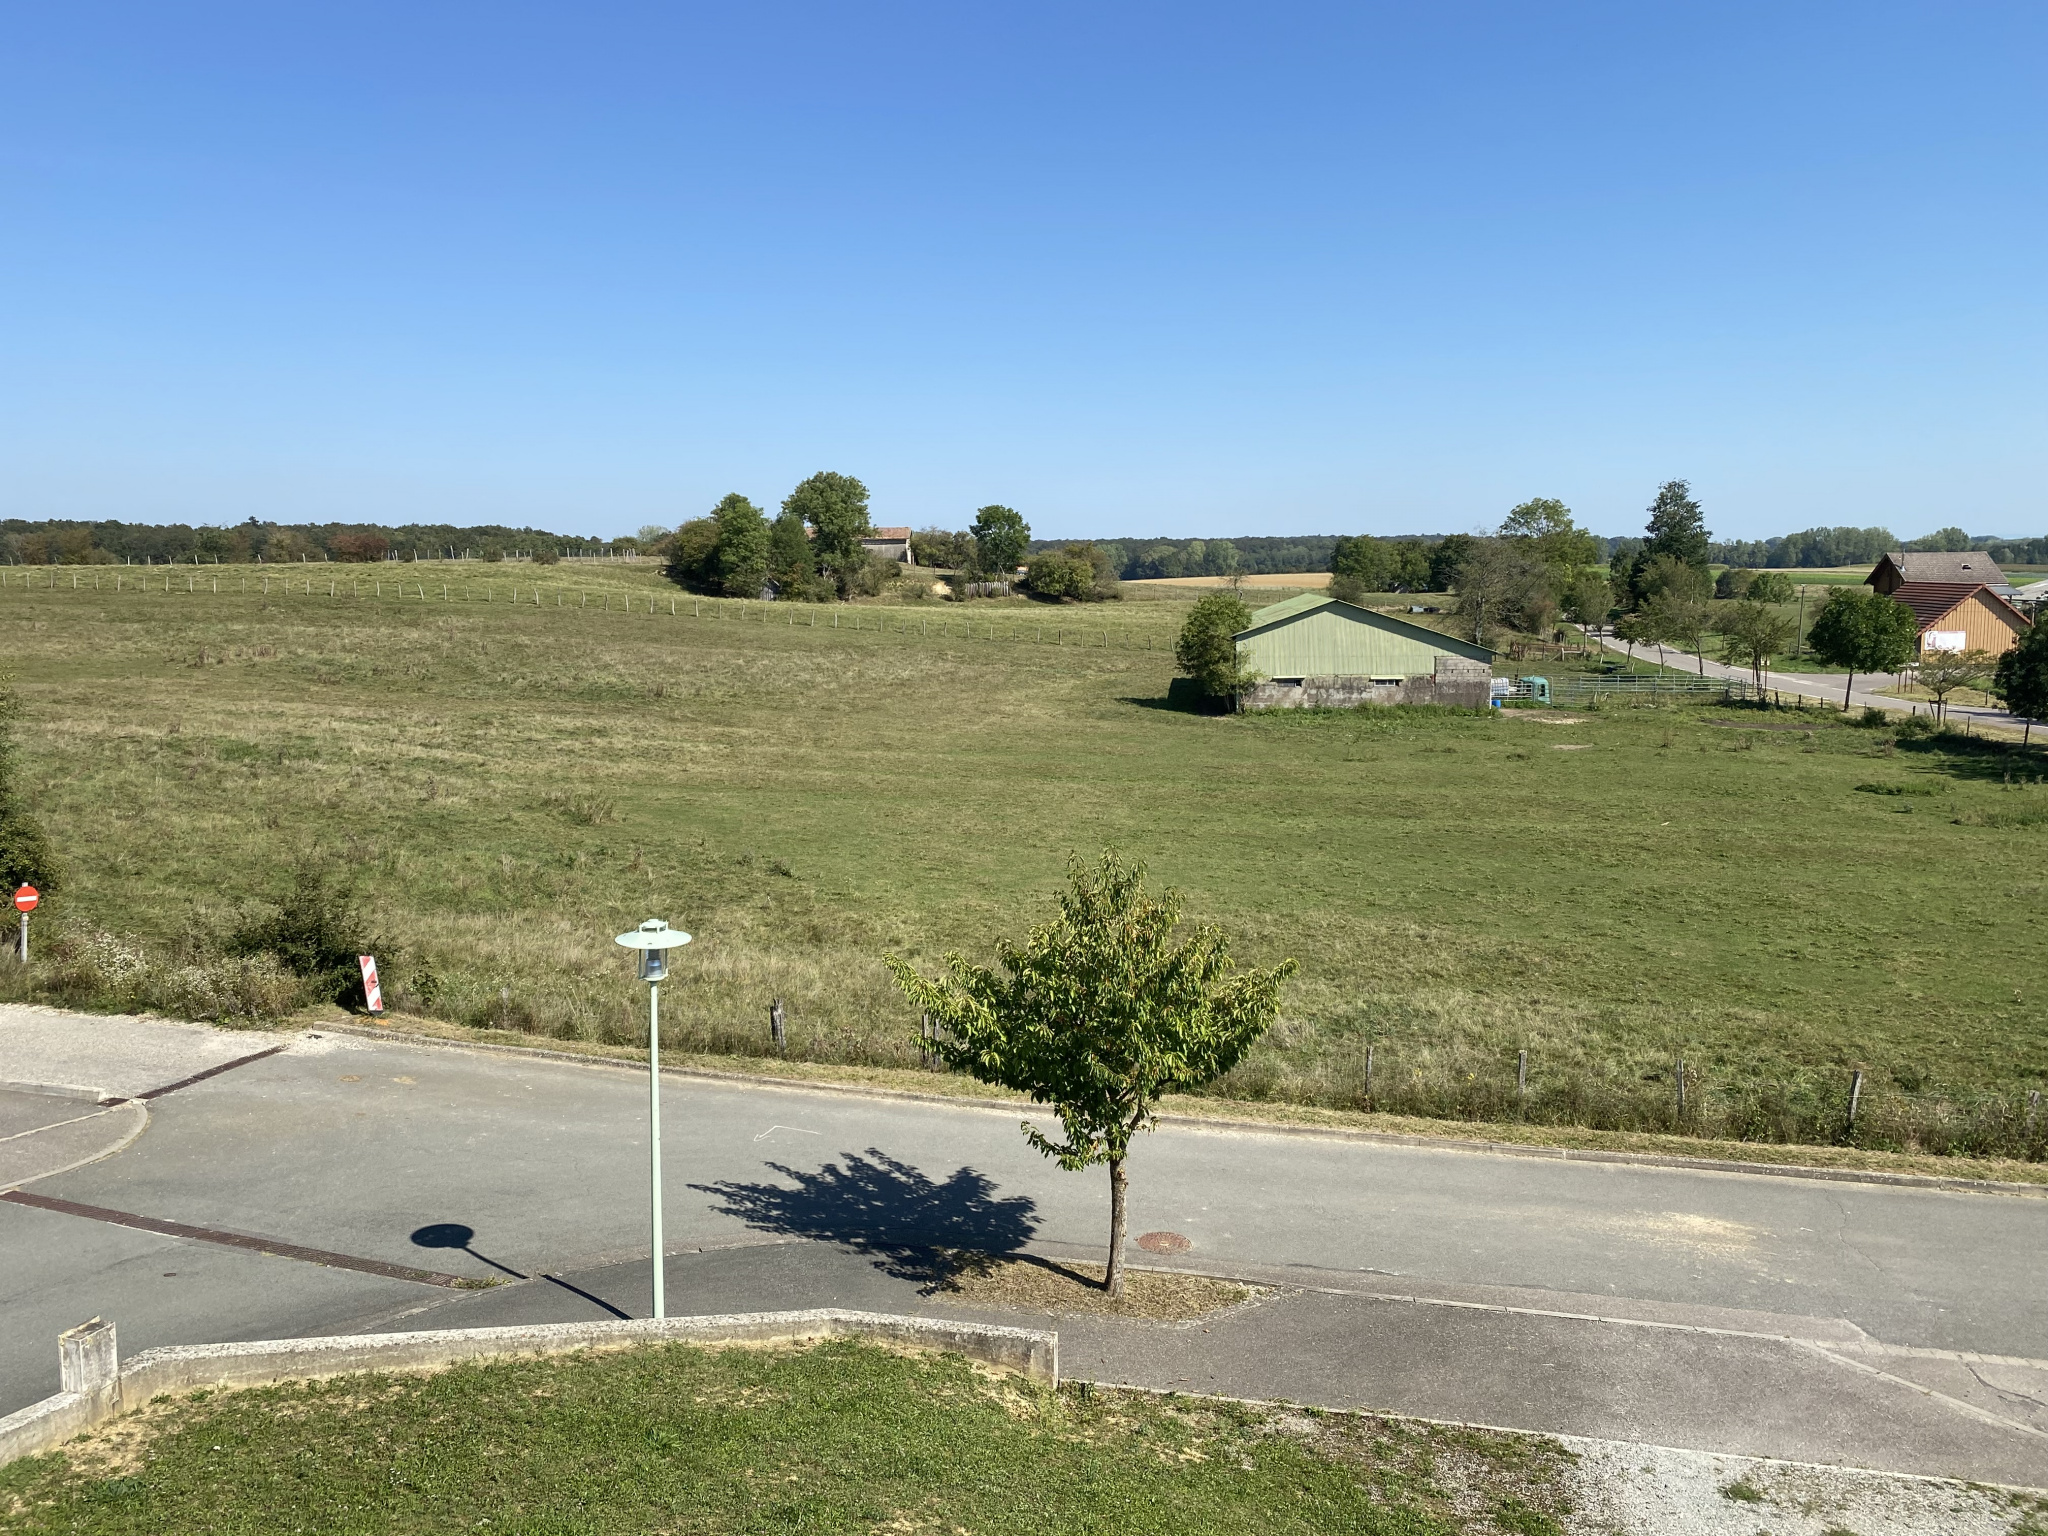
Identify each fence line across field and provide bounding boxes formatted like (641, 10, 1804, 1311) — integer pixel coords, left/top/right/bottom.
(0, 569, 1187, 653)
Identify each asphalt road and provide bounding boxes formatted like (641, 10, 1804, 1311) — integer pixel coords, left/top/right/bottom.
(3, 1009, 2044, 1484)
(1592, 631, 2029, 731)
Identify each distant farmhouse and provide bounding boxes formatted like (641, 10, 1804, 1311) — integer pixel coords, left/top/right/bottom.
(1864, 552, 2031, 656)
(861, 527, 915, 564)
(1234, 593, 1494, 709)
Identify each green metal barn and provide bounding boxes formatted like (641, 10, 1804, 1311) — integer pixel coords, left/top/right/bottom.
(1233, 593, 1495, 709)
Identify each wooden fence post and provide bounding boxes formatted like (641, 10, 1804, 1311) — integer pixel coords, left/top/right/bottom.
(1846, 1069, 1864, 1136)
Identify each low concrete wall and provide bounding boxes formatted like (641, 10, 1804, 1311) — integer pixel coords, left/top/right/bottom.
(0, 1309, 1058, 1469)
(1242, 654, 1490, 711)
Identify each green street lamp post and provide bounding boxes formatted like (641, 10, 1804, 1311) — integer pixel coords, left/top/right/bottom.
(614, 918, 692, 1318)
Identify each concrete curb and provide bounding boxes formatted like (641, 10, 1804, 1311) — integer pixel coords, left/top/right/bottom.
(0, 1309, 1058, 1469)
(317, 1022, 2048, 1198)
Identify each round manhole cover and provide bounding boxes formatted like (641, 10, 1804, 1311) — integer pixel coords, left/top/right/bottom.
(1136, 1230, 1192, 1255)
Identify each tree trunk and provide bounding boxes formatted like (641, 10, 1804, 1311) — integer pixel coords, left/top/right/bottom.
(1844, 671, 1855, 710)
(1104, 1156, 1129, 1297)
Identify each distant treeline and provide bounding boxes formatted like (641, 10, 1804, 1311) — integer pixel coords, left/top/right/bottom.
(1021, 534, 1449, 580)
(1704, 525, 2048, 569)
(0, 518, 647, 565)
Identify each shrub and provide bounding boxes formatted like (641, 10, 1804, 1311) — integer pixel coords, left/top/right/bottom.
(1895, 715, 1937, 740)
(532, 546, 561, 566)
(1856, 706, 1890, 728)
(329, 532, 390, 563)
(0, 674, 59, 897)
(228, 860, 393, 1008)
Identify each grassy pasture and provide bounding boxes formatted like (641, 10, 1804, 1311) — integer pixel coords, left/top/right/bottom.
(0, 1341, 1576, 1535)
(7, 563, 2047, 1154)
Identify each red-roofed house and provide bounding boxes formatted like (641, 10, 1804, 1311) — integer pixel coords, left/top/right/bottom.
(1885, 581, 2031, 656)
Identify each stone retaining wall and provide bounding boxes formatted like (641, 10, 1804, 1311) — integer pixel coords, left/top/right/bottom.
(0, 1310, 1058, 1468)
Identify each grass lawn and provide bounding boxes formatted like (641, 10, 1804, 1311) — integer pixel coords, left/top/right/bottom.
(6, 564, 2046, 1155)
(0, 1340, 1573, 1535)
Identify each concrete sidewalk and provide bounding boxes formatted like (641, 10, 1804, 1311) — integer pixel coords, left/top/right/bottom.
(370, 1236, 2048, 1488)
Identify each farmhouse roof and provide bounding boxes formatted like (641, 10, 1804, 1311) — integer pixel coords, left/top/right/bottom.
(865, 527, 913, 541)
(1236, 593, 1495, 662)
(1889, 581, 2031, 632)
(1869, 551, 2008, 588)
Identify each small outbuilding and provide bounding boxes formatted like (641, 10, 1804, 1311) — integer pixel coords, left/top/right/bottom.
(860, 527, 916, 564)
(1234, 593, 1496, 709)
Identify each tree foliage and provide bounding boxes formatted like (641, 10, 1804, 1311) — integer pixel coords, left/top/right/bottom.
(0, 675, 58, 898)
(1914, 648, 1993, 719)
(1641, 480, 1710, 569)
(970, 506, 1030, 576)
(1174, 593, 1257, 698)
(1991, 621, 2048, 723)
(709, 494, 770, 597)
(884, 850, 1294, 1295)
(1450, 538, 1547, 647)
(1715, 601, 1797, 688)
(784, 472, 873, 585)
(1746, 570, 1796, 605)
(1805, 588, 1922, 706)
(228, 859, 391, 1008)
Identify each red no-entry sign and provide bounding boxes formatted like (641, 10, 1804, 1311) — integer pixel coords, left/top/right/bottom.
(13, 886, 36, 913)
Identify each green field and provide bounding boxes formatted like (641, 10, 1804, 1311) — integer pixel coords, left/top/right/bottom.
(6, 561, 2045, 1156)
(0, 1340, 1574, 1535)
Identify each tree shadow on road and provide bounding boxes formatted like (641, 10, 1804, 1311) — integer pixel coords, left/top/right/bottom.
(693, 1148, 1040, 1285)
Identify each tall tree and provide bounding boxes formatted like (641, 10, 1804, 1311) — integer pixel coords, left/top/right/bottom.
(1428, 534, 1476, 593)
(970, 505, 1030, 577)
(1805, 588, 1922, 708)
(710, 493, 770, 597)
(1174, 593, 1257, 698)
(885, 851, 1295, 1297)
(784, 472, 873, 583)
(1642, 480, 1710, 569)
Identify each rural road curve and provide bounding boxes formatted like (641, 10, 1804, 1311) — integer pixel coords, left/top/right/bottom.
(1592, 632, 2030, 732)
(2, 1007, 2044, 1486)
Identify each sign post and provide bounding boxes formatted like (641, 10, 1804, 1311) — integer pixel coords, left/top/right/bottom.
(358, 955, 384, 1014)
(13, 886, 37, 965)
(613, 919, 691, 1319)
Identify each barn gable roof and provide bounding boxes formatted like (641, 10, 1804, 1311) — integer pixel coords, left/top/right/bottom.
(1870, 551, 2009, 588)
(1236, 594, 1495, 661)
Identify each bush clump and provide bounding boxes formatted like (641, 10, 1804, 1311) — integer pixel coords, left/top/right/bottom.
(228, 861, 394, 1009)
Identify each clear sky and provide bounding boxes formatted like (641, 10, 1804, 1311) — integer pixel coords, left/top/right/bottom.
(1, 3, 2040, 542)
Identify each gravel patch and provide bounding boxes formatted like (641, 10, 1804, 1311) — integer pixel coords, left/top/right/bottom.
(1562, 1437, 2047, 1535)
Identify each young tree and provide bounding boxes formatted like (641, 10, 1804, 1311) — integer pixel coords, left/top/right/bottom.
(884, 851, 1295, 1296)
(710, 493, 770, 597)
(1991, 622, 2048, 744)
(970, 505, 1030, 577)
(1646, 587, 1714, 675)
(1561, 569, 1615, 629)
(1716, 601, 1797, 689)
(1450, 538, 1546, 647)
(785, 472, 873, 588)
(1174, 592, 1257, 698)
(1915, 648, 1993, 720)
(1805, 588, 1922, 708)
(0, 675, 59, 898)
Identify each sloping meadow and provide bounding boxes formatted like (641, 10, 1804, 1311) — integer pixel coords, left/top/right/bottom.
(6, 576, 2045, 1159)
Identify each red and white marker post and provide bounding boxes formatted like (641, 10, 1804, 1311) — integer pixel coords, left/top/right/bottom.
(358, 954, 384, 1014)
(14, 885, 38, 965)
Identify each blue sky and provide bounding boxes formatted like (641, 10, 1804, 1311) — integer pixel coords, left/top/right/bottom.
(1, 3, 2040, 542)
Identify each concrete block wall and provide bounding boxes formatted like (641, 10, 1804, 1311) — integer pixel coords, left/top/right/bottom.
(0, 1309, 1059, 1469)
